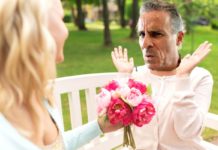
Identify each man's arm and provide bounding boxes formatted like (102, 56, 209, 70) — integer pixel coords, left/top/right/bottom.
(172, 69, 213, 139)
(172, 41, 213, 139)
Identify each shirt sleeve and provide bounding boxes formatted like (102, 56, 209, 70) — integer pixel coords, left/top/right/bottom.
(172, 71, 213, 140)
(63, 120, 103, 150)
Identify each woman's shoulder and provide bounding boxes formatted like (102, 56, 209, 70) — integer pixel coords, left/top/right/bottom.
(0, 114, 40, 150)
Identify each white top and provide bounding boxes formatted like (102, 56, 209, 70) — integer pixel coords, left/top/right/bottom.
(0, 101, 102, 150)
(131, 66, 213, 150)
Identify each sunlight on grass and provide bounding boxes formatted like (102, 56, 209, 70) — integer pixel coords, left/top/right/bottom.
(86, 21, 122, 30)
(65, 23, 76, 31)
(66, 21, 124, 31)
(203, 128, 218, 142)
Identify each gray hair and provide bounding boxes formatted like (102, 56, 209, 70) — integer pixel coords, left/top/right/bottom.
(140, 0, 185, 33)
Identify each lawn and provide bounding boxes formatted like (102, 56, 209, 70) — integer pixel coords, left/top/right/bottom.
(57, 23, 218, 141)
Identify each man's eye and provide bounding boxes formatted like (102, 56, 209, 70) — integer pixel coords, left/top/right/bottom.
(138, 32, 145, 38)
(150, 32, 162, 37)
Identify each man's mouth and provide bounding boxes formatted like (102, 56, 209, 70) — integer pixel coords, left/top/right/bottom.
(146, 54, 154, 57)
(142, 49, 156, 60)
(145, 54, 156, 62)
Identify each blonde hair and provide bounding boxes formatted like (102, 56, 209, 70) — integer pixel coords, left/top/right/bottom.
(0, 0, 56, 134)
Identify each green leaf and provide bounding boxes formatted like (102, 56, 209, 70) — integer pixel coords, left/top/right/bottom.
(147, 84, 152, 96)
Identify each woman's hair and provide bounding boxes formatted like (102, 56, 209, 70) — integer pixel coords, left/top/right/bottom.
(0, 0, 56, 134)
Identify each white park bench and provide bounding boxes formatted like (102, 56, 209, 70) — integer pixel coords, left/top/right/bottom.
(53, 72, 218, 150)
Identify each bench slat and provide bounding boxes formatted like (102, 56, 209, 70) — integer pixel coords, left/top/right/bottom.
(205, 113, 218, 131)
(85, 88, 98, 122)
(68, 91, 83, 128)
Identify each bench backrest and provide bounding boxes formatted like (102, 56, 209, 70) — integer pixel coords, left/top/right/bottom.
(53, 73, 129, 149)
(53, 72, 218, 150)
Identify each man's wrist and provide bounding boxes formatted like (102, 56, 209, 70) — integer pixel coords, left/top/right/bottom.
(135, 66, 138, 72)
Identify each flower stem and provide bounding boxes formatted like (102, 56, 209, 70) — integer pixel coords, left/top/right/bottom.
(123, 126, 136, 149)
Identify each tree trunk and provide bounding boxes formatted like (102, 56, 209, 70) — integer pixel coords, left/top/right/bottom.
(102, 0, 112, 46)
(129, 0, 139, 39)
(70, 5, 77, 25)
(117, 0, 126, 28)
(75, 0, 87, 30)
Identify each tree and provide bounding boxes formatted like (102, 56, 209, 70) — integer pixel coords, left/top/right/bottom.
(117, 0, 126, 28)
(171, 0, 208, 50)
(63, 0, 87, 30)
(129, 0, 139, 38)
(102, 0, 112, 46)
(75, 0, 87, 30)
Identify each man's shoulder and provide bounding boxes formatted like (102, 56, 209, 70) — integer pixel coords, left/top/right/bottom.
(191, 66, 213, 82)
(134, 65, 212, 79)
(134, 65, 213, 81)
(191, 67, 212, 77)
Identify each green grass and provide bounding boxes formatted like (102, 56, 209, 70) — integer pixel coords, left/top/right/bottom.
(57, 24, 143, 77)
(57, 23, 218, 140)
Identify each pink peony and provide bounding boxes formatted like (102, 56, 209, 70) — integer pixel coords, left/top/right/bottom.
(104, 80, 120, 91)
(96, 88, 111, 116)
(96, 78, 155, 149)
(107, 97, 132, 126)
(128, 79, 147, 94)
(126, 88, 143, 107)
(116, 85, 131, 98)
(132, 99, 155, 127)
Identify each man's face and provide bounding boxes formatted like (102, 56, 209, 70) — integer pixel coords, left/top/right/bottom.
(138, 10, 182, 71)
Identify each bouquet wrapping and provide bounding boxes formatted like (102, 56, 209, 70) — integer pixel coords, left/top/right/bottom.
(96, 78, 155, 149)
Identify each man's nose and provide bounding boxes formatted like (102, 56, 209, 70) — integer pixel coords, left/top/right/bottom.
(142, 35, 153, 49)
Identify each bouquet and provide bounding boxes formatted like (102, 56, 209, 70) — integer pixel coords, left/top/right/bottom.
(96, 78, 155, 149)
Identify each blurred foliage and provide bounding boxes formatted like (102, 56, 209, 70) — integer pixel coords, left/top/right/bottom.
(170, 0, 218, 33)
(211, 19, 218, 29)
(63, 13, 72, 23)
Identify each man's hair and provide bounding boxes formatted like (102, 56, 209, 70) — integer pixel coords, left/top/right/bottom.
(140, 0, 184, 33)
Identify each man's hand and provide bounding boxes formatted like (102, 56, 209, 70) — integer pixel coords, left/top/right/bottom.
(176, 41, 212, 77)
(111, 46, 134, 73)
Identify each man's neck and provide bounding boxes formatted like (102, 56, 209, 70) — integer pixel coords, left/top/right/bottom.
(150, 69, 176, 76)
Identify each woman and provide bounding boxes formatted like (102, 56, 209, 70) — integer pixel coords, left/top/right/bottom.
(0, 0, 120, 149)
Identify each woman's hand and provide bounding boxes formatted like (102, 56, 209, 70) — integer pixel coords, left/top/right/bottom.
(97, 116, 123, 133)
(111, 46, 134, 73)
(176, 41, 212, 77)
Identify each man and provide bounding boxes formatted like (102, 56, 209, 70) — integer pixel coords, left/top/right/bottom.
(111, 1, 213, 149)
(0, 0, 122, 149)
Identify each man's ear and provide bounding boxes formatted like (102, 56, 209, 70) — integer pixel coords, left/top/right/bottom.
(176, 31, 184, 46)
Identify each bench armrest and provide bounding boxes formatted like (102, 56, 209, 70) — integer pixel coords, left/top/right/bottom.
(205, 112, 218, 131)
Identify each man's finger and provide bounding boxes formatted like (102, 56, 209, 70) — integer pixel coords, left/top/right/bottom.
(114, 47, 119, 58)
(129, 57, 134, 66)
(118, 46, 123, 58)
(124, 48, 128, 60)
